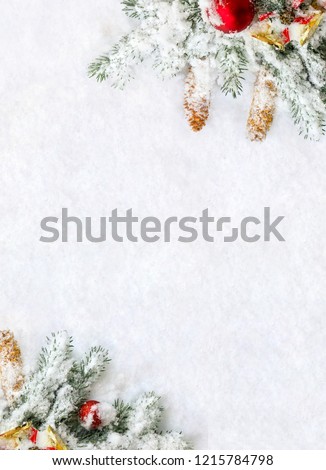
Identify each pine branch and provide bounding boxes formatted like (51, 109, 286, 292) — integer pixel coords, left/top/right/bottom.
(127, 392, 164, 436)
(48, 346, 110, 425)
(4, 332, 74, 428)
(88, 0, 326, 140)
(255, 44, 326, 139)
(216, 41, 248, 98)
(122, 0, 141, 18)
(180, 0, 202, 25)
(321, 85, 326, 105)
(299, 40, 326, 90)
(122, 0, 154, 19)
(68, 346, 110, 393)
(112, 399, 132, 434)
(255, 0, 287, 14)
(1, 331, 190, 450)
(88, 28, 153, 88)
(316, 38, 326, 62)
(88, 56, 111, 83)
(37, 333, 73, 372)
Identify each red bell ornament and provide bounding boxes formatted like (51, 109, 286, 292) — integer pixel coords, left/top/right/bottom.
(207, 0, 255, 33)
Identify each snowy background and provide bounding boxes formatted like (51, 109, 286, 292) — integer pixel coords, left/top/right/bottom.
(1, 0, 326, 449)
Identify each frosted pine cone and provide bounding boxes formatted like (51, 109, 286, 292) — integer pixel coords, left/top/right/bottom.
(184, 60, 212, 132)
(247, 68, 277, 141)
(0, 330, 24, 403)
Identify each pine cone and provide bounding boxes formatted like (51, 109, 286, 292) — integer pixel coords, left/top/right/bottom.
(280, 8, 295, 24)
(184, 63, 211, 132)
(0, 330, 24, 402)
(247, 68, 277, 142)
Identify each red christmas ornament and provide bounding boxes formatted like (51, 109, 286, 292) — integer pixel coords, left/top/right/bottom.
(207, 0, 255, 33)
(79, 400, 102, 430)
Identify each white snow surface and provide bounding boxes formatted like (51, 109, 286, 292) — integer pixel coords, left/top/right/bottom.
(1, 0, 326, 449)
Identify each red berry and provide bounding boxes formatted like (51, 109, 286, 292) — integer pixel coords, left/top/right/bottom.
(79, 400, 102, 430)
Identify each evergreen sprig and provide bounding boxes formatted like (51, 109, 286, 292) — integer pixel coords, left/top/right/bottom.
(88, 0, 326, 139)
(180, 0, 202, 25)
(68, 346, 110, 392)
(256, 45, 326, 139)
(88, 56, 111, 83)
(1, 332, 188, 450)
(217, 42, 248, 98)
(122, 0, 140, 18)
(122, 0, 149, 19)
(255, 0, 287, 14)
(112, 399, 133, 434)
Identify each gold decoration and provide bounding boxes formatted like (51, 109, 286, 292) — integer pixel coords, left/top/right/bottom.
(47, 425, 68, 450)
(296, 11, 324, 45)
(0, 422, 32, 440)
(0, 423, 32, 449)
(0, 424, 68, 450)
(251, 21, 289, 50)
(0, 330, 24, 403)
(247, 69, 277, 142)
(251, 8, 325, 49)
(184, 64, 210, 132)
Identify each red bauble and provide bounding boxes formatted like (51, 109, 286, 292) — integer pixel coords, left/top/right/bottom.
(79, 400, 102, 430)
(207, 0, 255, 33)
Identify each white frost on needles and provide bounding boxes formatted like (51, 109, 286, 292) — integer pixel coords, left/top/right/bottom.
(89, 0, 326, 139)
(2, 332, 74, 430)
(0, 332, 190, 450)
(65, 393, 188, 450)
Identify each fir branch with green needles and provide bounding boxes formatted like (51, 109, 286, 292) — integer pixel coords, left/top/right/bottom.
(122, 0, 141, 18)
(112, 399, 133, 434)
(180, 0, 202, 25)
(68, 346, 110, 392)
(0, 331, 189, 450)
(38, 333, 73, 372)
(5, 332, 75, 425)
(255, 0, 287, 14)
(88, 56, 111, 83)
(217, 41, 248, 98)
(87, 0, 326, 139)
